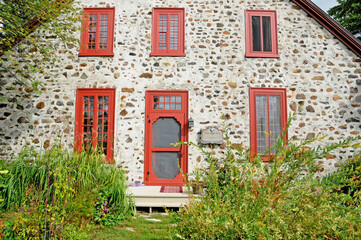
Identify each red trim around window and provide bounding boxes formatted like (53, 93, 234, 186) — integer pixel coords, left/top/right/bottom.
(74, 89, 116, 163)
(79, 8, 115, 56)
(150, 8, 186, 57)
(245, 10, 279, 58)
(249, 88, 287, 161)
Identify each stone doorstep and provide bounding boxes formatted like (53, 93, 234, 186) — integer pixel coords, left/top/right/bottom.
(128, 186, 190, 198)
(134, 197, 189, 208)
(128, 186, 191, 209)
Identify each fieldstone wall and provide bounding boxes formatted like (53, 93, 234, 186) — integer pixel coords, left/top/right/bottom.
(0, 0, 360, 182)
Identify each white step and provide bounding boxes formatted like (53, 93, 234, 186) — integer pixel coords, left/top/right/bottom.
(128, 186, 190, 208)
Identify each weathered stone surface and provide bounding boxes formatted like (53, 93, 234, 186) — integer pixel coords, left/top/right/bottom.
(36, 102, 45, 109)
(228, 82, 237, 88)
(290, 102, 297, 111)
(139, 73, 153, 78)
(121, 88, 134, 93)
(120, 110, 128, 116)
(333, 95, 342, 101)
(306, 105, 315, 112)
(312, 76, 325, 80)
(17, 117, 29, 124)
(306, 133, 315, 140)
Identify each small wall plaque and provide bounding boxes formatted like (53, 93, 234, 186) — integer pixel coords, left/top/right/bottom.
(200, 127, 223, 144)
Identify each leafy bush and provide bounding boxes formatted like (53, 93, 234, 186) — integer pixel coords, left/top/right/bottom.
(172, 118, 361, 239)
(322, 155, 361, 206)
(0, 142, 134, 238)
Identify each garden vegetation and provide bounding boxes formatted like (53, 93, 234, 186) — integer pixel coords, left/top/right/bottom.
(0, 142, 134, 239)
(171, 116, 361, 239)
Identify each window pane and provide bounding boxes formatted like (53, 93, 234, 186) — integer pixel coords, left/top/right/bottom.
(262, 16, 272, 52)
(99, 14, 108, 49)
(269, 96, 281, 153)
(170, 14, 179, 50)
(256, 95, 269, 154)
(152, 152, 180, 179)
(252, 16, 261, 51)
(152, 117, 181, 148)
(88, 14, 97, 49)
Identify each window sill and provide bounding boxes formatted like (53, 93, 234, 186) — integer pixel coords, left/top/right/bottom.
(245, 53, 280, 58)
(78, 52, 114, 57)
(150, 52, 186, 57)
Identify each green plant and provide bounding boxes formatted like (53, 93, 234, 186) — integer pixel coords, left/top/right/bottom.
(93, 187, 127, 226)
(171, 114, 361, 239)
(322, 155, 361, 206)
(187, 168, 204, 194)
(0, 141, 134, 238)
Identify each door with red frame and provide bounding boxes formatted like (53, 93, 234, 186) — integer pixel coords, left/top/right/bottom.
(144, 91, 188, 186)
(74, 89, 115, 163)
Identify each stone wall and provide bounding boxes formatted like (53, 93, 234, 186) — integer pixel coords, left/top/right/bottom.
(0, 0, 360, 182)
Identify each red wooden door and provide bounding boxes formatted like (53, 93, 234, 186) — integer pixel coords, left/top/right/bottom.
(144, 91, 188, 186)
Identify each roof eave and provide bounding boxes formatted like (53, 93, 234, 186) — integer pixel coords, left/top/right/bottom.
(291, 0, 361, 58)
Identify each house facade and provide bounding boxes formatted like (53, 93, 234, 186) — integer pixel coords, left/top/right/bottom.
(0, 0, 361, 185)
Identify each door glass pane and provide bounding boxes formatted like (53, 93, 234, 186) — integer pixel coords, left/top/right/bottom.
(262, 16, 272, 52)
(252, 16, 261, 51)
(269, 96, 281, 153)
(97, 96, 108, 155)
(256, 95, 269, 153)
(153, 96, 182, 110)
(152, 117, 181, 148)
(152, 152, 180, 179)
(82, 96, 94, 151)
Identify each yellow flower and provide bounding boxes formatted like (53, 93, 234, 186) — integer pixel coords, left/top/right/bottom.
(0, 170, 9, 174)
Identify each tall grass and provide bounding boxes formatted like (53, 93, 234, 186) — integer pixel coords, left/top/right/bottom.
(0, 141, 134, 238)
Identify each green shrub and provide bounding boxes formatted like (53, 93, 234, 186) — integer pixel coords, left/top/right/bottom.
(0, 141, 134, 238)
(171, 118, 361, 239)
(322, 155, 361, 206)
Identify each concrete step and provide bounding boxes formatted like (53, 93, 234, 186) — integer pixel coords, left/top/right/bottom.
(128, 186, 191, 209)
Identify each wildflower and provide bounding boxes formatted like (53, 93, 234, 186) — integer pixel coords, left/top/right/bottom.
(230, 176, 234, 181)
(102, 200, 107, 206)
(220, 163, 224, 168)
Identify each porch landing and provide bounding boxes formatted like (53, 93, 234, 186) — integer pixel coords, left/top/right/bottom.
(128, 186, 190, 212)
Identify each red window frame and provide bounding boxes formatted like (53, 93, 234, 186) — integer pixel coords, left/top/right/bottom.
(249, 88, 287, 161)
(79, 8, 115, 56)
(74, 89, 116, 163)
(150, 8, 186, 57)
(245, 10, 279, 58)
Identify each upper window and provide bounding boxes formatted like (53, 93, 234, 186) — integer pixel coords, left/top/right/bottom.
(245, 10, 279, 58)
(151, 8, 185, 57)
(74, 89, 116, 163)
(79, 8, 115, 56)
(249, 88, 287, 161)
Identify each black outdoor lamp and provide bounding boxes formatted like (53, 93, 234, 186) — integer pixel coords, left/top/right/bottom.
(188, 117, 194, 128)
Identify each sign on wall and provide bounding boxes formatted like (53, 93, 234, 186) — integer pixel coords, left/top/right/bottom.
(200, 127, 223, 144)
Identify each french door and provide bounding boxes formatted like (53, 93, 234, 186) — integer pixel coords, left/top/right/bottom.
(74, 89, 115, 163)
(144, 91, 188, 186)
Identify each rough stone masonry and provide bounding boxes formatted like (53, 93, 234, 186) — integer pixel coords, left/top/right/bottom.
(0, 0, 360, 183)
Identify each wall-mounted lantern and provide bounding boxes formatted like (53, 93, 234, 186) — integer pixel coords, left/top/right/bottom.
(188, 117, 194, 128)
